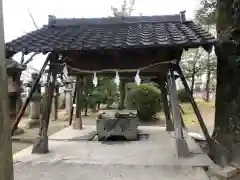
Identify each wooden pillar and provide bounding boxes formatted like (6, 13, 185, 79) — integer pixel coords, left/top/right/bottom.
(69, 80, 77, 125)
(167, 69, 190, 157)
(73, 76, 83, 129)
(32, 53, 58, 154)
(159, 77, 174, 132)
(118, 79, 126, 110)
(0, 0, 14, 177)
(51, 85, 59, 121)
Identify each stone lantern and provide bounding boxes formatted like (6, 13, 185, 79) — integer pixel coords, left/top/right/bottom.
(6, 58, 26, 135)
(63, 78, 73, 120)
(26, 72, 42, 128)
(51, 80, 61, 121)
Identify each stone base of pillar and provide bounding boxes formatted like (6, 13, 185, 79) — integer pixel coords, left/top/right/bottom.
(32, 136, 49, 154)
(27, 100, 41, 128)
(72, 118, 83, 129)
(27, 118, 40, 128)
(13, 127, 25, 136)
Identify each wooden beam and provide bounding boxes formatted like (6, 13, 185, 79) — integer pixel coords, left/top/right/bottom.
(65, 48, 182, 73)
(0, 0, 14, 177)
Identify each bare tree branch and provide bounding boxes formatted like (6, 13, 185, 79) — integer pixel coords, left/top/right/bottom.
(28, 8, 39, 29)
(127, 0, 136, 16)
(19, 9, 40, 65)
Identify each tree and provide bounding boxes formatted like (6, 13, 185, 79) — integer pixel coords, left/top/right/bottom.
(111, 0, 136, 17)
(195, 0, 216, 25)
(202, 51, 217, 101)
(195, 0, 217, 101)
(97, 78, 118, 108)
(0, 0, 14, 178)
(180, 48, 206, 94)
(83, 77, 118, 114)
(213, 0, 240, 149)
(125, 83, 162, 121)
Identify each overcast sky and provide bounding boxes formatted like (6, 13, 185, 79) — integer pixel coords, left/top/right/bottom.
(3, 0, 200, 69)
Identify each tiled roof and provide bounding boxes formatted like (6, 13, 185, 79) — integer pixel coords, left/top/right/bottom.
(5, 14, 216, 54)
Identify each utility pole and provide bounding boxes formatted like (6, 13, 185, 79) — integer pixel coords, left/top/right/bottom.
(0, 0, 14, 179)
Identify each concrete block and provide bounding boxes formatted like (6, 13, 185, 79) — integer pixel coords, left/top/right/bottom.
(176, 138, 190, 157)
(209, 165, 238, 179)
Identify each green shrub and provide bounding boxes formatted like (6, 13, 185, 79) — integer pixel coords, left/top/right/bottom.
(177, 89, 190, 103)
(125, 83, 162, 121)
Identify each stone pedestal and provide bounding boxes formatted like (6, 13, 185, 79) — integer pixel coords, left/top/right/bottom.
(51, 92, 58, 121)
(22, 97, 30, 116)
(28, 100, 41, 128)
(64, 80, 73, 121)
(58, 93, 65, 109)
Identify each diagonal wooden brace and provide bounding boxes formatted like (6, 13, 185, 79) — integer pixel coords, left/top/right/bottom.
(167, 69, 190, 157)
